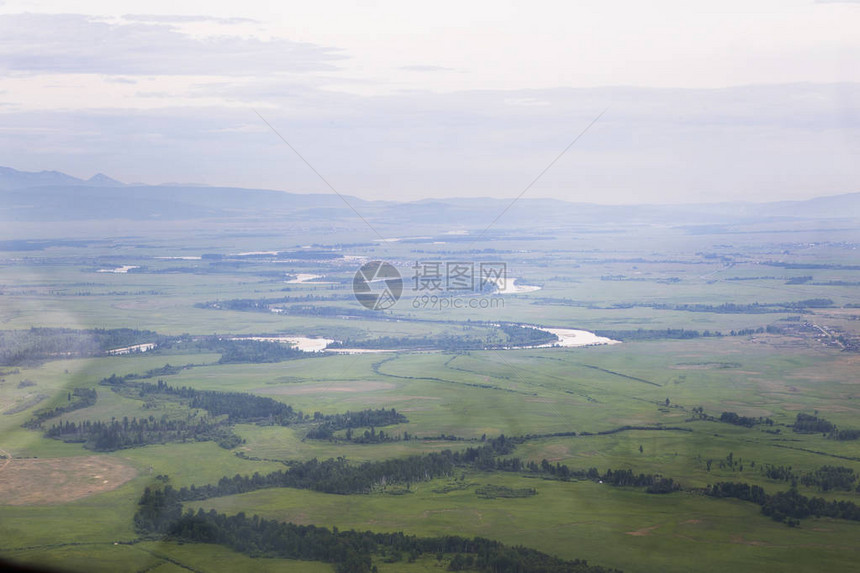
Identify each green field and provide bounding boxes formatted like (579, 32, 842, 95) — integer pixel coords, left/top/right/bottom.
(2, 218, 859, 572)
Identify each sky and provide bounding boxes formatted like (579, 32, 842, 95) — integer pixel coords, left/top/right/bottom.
(0, 0, 858, 204)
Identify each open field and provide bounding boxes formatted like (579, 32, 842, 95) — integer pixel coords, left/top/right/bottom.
(0, 455, 137, 505)
(1, 216, 859, 572)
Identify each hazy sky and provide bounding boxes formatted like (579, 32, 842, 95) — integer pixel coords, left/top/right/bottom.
(0, 0, 858, 203)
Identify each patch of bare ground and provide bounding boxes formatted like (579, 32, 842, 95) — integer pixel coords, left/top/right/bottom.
(541, 444, 571, 460)
(0, 455, 137, 505)
(625, 525, 659, 536)
(0, 447, 11, 473)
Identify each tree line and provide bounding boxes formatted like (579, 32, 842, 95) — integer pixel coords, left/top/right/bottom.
(166, 435, 679, 503)
(305, 408, 409, 440)
(37, 374, 410, 452)
(326, 325, 557, 351)
(131, 379, 302, 425)
(45, 416, 241, 451)
(0, 326, 328, 367)
(707, 481, 860, 526)
(0, 327, 164, 366)
(793, 413, 860, 441)
(763, 463, 859, 493)
(718, 411, 774, 428)
(22, 387, 97, 429)
(135, 483, 619, 573)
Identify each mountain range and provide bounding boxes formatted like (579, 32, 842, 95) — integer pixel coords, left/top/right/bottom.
(1, 166, 857, 227)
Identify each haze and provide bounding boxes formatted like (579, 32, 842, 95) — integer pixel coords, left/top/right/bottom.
(0, 0, 857, 203)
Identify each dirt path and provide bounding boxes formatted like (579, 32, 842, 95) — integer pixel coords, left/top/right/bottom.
(625, 525, 660, 536)
(0, 447, 11, 474)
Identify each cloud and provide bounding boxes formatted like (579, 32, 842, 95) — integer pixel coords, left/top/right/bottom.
(1, 83, 855, 204)
(0, 13, 345, 76)
(121, 14, 257, 24)
(399, 65, 455, 72)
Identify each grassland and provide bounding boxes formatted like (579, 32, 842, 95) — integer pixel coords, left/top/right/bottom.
(1, 219, 858, 572)
(190, 471, 860, 573)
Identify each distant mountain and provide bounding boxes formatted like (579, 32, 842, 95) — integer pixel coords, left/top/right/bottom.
(0, 165, 856, 225)
(86, 173, 125, 187)
(0, 166, 88, 190)
(757, 193, 860, 219)
(0, 166, 371, 222)
(0, 166, 126, 191)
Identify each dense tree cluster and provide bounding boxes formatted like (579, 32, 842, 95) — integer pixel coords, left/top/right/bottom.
(99, 365, 189, 388)
(46, 416, 241, 451)
(762, 464, 859, 492)
(707, 481, 860, 525)
(828, 429, 860, 441)
(763, 464, 795, 483)
(475, 484, 537, 499)
(0, 327, 324, 368)
(167, 437, 510, 501)
(784, 413, 860, 440)
(136, 379, 301, 425)
(328, 335, 489, 352)
(0, 327, 163, 366)
(707, 482, 767, 504)
(577, 426, 691, 437)
(305, 408, 408, 440)
(169, 434, 677, 505)
(593, 328, 711, 341)
(648, 300, 832, 313)
(104, 375, 407, 439)
(197, 297, 377, 320)
(214, 339, 309, 364)
(345, 428, 398, 444)
(497, 324, 559, 347)
(595, 326, 786, 341)
(799, 466, 857, 492)
(127, 430, 705, 571)
(793, 413, 836, 434)
(22, 387, 97, 429)
(326, 325, 557, 351)
(176, 453, 457, 499)
(135, 484, 620, 573)
(194, 294, 343, 312)
(598, 469, 680, 493)
(719, 411, 774, 428)
(39, 375, 412, 452)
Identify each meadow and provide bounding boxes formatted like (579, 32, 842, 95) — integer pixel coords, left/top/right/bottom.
(1, 218, 858, 572)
